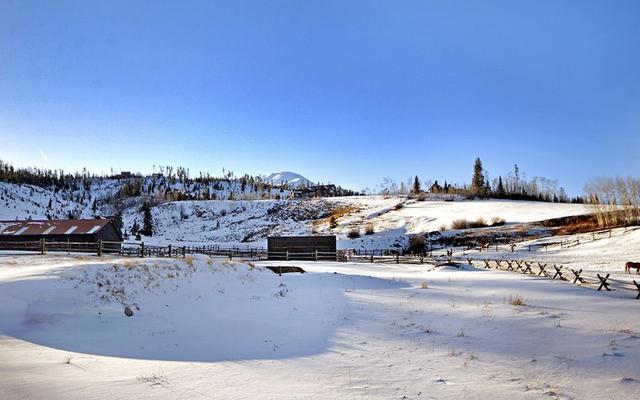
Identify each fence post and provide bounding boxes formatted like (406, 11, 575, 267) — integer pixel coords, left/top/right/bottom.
(286, 250, 289, 261)
(40, 238, 45, 255)
(168, 244, 172, 257)
(97, 240, 102, 257)
(182, 246, 186, 258)
(140, 242, 145, 258)
(396, 253, 399, 264)
(315, 250, 318, 261)
(229, 251, 233, 261)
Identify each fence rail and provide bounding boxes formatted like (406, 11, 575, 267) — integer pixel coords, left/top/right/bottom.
(2, 239, 638, 300)
(463, 257, 640, 301)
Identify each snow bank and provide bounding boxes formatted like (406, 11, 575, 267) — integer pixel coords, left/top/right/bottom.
(0, 254, 404, 362)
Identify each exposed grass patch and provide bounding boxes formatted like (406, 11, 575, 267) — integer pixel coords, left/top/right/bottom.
(138, 373, 169, 387)
(490, 216, 506, 226)
(365, 223, 375, 235)
(394, 202, 404, 210)
(506, 294, 526, 306)
(184, 256, 194, 266)
(468, 218, 488, 228)
(451, 219, 470, 230)
(420, 282, 429, 289)
(347, 228, 361, 239)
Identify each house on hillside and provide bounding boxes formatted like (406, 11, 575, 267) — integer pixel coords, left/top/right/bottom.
(0, 218, 123, 243)
(293, 184, 338, 198)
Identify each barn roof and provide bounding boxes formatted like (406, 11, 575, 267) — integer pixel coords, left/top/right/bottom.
(0, 219, 113, 236)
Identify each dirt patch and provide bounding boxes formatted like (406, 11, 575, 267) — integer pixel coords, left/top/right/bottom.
(314, 205, 360, 227)
(265, 266, 306, 274)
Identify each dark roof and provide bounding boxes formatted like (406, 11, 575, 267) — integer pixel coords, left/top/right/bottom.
(0, 219, 113, 236)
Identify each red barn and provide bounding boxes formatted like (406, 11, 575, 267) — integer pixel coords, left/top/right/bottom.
(0, 218, 123, 243)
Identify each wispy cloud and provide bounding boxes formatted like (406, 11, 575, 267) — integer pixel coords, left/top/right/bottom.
(38, 147, 51, 164)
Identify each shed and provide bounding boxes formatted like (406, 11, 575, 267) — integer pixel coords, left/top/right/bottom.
(0, 218, 123, 243)
(267, 235, 337, 261)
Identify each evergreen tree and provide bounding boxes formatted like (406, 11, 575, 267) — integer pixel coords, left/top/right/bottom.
(329, 216, 338, 229)
(140, 202, 154, 236)
(412, 176, 421, 194)
(496, 176, 506, 197)
(471, 158, 486, 197)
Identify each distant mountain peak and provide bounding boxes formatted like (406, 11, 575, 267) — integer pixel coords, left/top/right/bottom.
(264, 171, 313, 187)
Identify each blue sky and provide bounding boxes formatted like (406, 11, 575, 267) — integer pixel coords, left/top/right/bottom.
(1, 0, 639, 194)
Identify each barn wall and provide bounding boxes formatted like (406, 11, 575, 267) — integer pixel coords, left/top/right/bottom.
(267, 236, 336, 261)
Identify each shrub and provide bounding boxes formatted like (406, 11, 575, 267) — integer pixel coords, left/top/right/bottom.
(409, 235, 426, 253)
(394, 202, 404, 210)
(506, 294, 526, 306)
(329, 216, 338, 229)
(416, 193, 427, 201)
(469, 218, 488, 228)
(439, 224, 447, 232)
(451, 219, 469, 230)
(491, 216, 506, 226)
(420, 282, 429, 289)
(184, 256, 194, 266)
(347, 228, 360, 239)
(365, 223, 375, 235)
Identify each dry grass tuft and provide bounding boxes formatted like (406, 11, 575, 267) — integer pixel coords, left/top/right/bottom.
(365, 223, 375, 235)
(490, 216, 506, 226)
(420, 282, 429, 289)
(451, 219, 470, 230)
(468, 218, 488, 228)
(347, 228, 361, 239)
(506, 294, 526, 306)
(184, 256, 194, 266)
(394, 202, 404, 210)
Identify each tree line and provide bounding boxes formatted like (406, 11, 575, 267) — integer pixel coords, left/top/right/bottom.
(378, 158, 583, 203)
(584, 177, 640, 228)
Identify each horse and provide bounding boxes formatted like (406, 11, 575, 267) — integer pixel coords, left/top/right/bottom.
(625, 261, 640, 274)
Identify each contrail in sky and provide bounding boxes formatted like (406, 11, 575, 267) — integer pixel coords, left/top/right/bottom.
(38, 147, 51, 164)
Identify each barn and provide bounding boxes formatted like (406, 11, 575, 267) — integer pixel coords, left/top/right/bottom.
(267, 235, 337, 261)
(0, 218, 123, 243)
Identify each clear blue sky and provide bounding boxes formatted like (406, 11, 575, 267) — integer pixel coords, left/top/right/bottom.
(1, 0, 639, 195)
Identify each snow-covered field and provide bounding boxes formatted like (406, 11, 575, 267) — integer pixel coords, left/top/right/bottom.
(1, 253, 639, 399)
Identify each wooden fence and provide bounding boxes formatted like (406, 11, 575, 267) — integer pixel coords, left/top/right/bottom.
(1, 239, 638, 300)
(462, 257, 640, 301)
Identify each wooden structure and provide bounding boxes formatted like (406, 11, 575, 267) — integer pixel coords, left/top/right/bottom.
(267, 235, 337, 260)
(293, 184, 338, 198)
(0, 218, 123, 243)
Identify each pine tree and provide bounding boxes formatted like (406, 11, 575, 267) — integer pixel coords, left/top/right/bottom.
(140, 202, 154, 237)
(412, 176, 421, 194)
(329, 216, 338, 229)
(496, 176, 506, 197)
(471, 158, 486, 198)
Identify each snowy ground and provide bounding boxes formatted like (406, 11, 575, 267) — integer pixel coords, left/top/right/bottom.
(1, 253, 639, 399)
(121, 196, 588, 250)
(459, 226, 640, 279)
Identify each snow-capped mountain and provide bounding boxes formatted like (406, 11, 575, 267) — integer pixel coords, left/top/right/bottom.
(264, 171, 313, 187)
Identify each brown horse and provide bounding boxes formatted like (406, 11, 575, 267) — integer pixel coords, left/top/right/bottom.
(625, 262, 640, 274)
